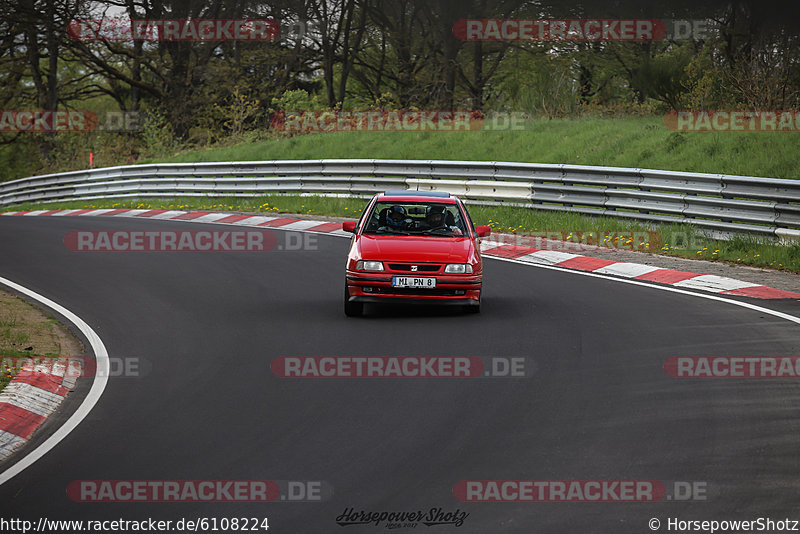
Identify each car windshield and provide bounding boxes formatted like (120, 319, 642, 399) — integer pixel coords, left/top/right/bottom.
(362, 201, 468, 237)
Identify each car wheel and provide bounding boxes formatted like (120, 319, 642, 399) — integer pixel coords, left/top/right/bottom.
(464, 296, 481, 314)
(344, 285, 363, 317)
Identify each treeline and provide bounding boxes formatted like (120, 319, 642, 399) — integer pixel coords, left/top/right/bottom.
(1, 0, 799, 178)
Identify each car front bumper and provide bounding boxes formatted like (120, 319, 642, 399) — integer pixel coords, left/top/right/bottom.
(345, 271, 482, 303)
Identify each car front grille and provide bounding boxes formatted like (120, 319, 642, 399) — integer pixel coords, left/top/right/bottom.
(387, 263, 441, 272)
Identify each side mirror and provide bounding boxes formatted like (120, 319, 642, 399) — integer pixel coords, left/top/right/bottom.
(342, 221, 357, 233)
(475, 226, 491, 237)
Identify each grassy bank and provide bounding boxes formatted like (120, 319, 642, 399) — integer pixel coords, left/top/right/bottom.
(5, 116, 800, 272)
(6, 195, 800, 272)
(0, 289, 83, 391)
(145, 117, 800, 180)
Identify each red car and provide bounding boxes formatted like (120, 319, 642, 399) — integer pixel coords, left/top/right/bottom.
(343, 190, 491, 316)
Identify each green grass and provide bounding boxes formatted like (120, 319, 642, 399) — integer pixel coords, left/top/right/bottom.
(0, 292, 74, 392)
(5, 116, 800, 272)
(7, 194, 800, 272)
(0, 320, 27, 384)
(143, 117, 800, 179)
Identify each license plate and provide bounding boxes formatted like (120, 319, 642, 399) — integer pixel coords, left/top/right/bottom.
(392, 276, 436, 289)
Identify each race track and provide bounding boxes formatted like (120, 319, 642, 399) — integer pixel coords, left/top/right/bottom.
(1, 215, 799, 533)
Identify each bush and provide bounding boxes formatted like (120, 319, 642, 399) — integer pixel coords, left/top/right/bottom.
(141, 109, 177, 157)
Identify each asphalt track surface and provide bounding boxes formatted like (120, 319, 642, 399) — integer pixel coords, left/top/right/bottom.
(1, 215, 800, 533)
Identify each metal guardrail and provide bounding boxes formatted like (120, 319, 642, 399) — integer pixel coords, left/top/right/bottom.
(2, 159, 800, 239)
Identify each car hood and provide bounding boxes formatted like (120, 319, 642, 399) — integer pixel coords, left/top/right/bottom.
(357, 235, 474, 263)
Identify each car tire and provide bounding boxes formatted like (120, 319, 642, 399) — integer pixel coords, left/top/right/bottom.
(464, 297, 481, 314)
(344, 285, 363, 317)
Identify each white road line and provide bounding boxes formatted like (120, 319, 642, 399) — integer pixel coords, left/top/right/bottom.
(487, 254, 800, 325)
(0, 277, 109, 486)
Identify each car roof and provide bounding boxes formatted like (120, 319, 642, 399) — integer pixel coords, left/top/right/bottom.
(378, 190, 457, 203)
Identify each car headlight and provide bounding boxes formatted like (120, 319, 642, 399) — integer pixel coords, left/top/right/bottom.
(444, 263, 473, 274)
(357, 260, 384, 271)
